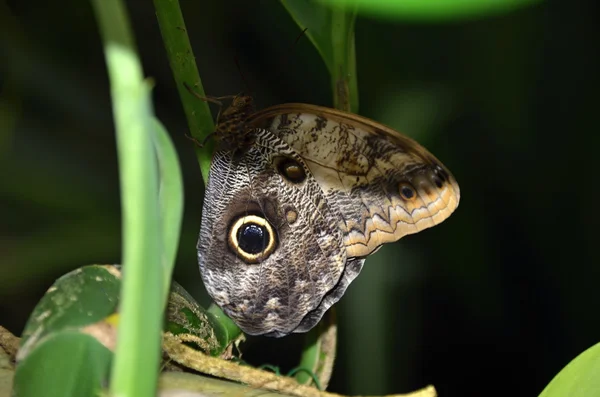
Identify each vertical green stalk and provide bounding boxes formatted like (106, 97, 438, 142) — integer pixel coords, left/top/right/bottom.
(91, 0, 163, 396)
(330, 3, 358, 112)
(153, 0, 215, 184)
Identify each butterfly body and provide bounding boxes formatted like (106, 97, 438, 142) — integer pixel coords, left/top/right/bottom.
(197, 98, 460, 337)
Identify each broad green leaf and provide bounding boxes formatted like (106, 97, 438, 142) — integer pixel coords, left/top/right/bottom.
(19, 265, 121, 347)
(539, 341, 600, 397)
(14, 332, 112, 397)
(14, 265, 119, 397)
(318, 0, 543, 21)
(13, 265, 240, 395)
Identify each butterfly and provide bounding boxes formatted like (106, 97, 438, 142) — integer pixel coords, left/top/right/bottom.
(196, 94, 460, 337)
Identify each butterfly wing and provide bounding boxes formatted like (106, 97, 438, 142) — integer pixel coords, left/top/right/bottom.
(249, 104, 460, 258)
(197, 128, 353, 337)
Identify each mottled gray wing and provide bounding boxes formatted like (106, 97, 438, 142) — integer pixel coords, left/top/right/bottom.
(197, 128, 355, 337)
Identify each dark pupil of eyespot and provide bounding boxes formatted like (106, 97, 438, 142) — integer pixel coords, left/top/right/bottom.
(237, 223, 268, 255)
(401, 186, 414, 199)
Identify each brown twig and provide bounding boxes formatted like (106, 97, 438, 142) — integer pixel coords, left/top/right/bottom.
(162, 332, 436, 397)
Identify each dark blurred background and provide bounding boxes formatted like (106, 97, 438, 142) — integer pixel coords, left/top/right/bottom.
(1, 0, 598, 396)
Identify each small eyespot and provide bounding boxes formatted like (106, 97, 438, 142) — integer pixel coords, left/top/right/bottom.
(433, 176, 444, 189)
(285, 209, 298, 224)
(228, 214, 277, 263)
(433, 164, 449, 182)
(399, 183, 416, 201)
(274, 156, 307, 184)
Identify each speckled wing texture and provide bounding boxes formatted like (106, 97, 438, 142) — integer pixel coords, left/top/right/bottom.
(197, 128, 356, 337)
(249, 104, 461, 258)
(198, 101, 460, 338)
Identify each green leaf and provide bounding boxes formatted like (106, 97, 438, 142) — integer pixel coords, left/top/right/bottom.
(317, 0, 543, 21)
(280, 0, 358, 112)
(19, 265, 121, 348)
(14, 332, 112, 397)
(539, 341, 600, 397)
(14, 265, 119, 397)
(153, 118, 184, 300)
(92, 0, 165, 394)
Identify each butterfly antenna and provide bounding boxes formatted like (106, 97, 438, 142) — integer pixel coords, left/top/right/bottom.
(183, 82, 225, 106)
(292, 28, 309, 52)
(184, 132, 214, 148)
(184, 82, 242, 126)
(281, 27, 308, 68)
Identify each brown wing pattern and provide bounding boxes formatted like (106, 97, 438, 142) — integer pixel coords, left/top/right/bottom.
(249, 104, 460, 258)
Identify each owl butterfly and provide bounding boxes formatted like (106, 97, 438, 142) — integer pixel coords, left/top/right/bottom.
(197, 94, 460, 337)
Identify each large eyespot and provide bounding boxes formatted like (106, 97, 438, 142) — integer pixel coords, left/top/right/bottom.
(228, 214, 277, 263)
(399, 183, 417, 201)
(274, 156, 307, 184)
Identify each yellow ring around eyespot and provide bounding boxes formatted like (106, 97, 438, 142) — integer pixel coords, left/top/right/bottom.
(228, 214, 276, 264)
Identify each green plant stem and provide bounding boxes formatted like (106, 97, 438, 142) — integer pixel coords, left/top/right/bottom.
(153, 0, 215, 184)
(295, 327, 319, 384)
(330, 4, 358, 112)
(91, 0, 163, 396)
